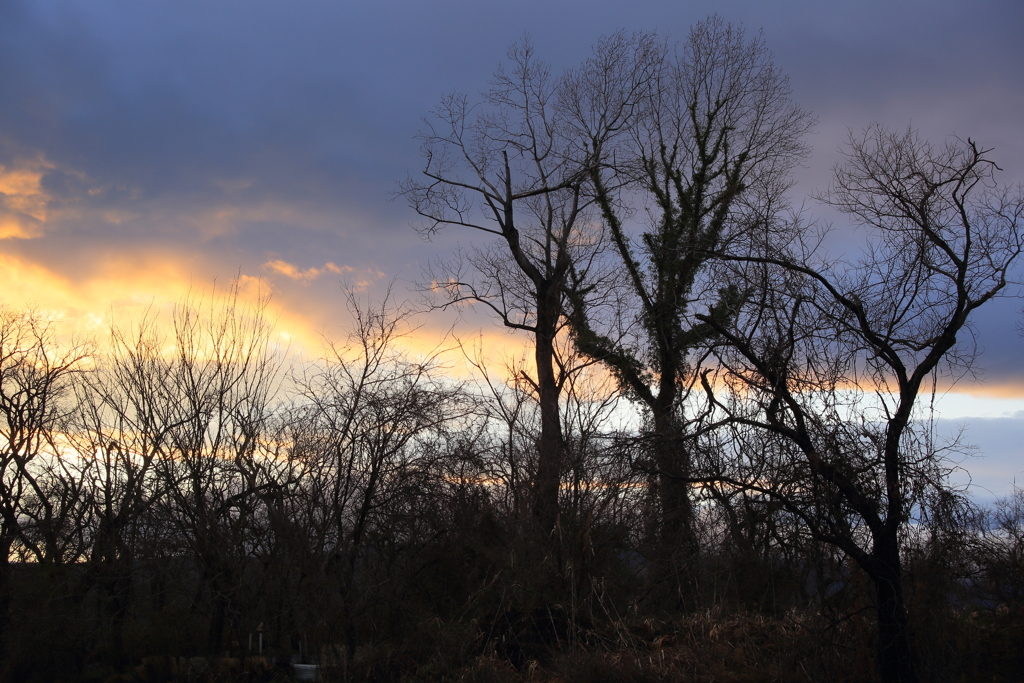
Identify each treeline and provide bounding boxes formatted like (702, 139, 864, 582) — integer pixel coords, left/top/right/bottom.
(1, 287, 1022, 683)
(4, 15, 1024, 683)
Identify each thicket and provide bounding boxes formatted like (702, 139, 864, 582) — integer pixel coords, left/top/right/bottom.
(0, 285, 1022, 683)
(3, 16, 1024, 683)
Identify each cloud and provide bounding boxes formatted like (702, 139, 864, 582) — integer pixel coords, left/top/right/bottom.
(0, 247, 327, 357)
(936, 414, 1024, 503)
(0, 0, 1020, 405)
(0, 157, 55, 239)
(263, 260, 351, 282)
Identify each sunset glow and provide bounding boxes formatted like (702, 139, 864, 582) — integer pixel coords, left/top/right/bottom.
(0, 0, 1020, 485)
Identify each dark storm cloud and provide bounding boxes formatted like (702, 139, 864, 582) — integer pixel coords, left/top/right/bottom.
(5, 0, 1021, 199)
(1, 1, 412, 215)
(0, 0, 1021, 387)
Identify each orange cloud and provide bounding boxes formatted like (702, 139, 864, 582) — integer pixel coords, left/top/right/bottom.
(0, 250, 313, 356)
(940, 381, 1024, 401)
(0, 157, 55, 239)
(3, 242, 1022, 405)
(263, 259, 351, 282)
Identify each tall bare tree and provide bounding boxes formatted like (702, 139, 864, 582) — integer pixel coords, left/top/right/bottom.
(401, 34, 658, 531)
(563, 17, 812, 578)
(699, 128, 1024, 683)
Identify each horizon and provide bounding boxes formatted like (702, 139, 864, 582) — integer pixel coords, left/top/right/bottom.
(1, 0, 1021, 497)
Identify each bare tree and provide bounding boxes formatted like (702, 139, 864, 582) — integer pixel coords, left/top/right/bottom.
(68, 307, 193, 661)
(974, 487, 1024, 610)
(291, 289, 467, 660)
(563, 16, 812, 580)
(0, 310, 89, 658)
(698, 128, 1024, 683)
(114, 285, 284, 653)
(401, 33, 658, 531)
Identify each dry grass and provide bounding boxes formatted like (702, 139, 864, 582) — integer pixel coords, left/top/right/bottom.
(308, 608, 877, 683)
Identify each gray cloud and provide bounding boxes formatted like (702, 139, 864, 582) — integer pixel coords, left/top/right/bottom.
(1, 0, 1021, 385)
(941, 416, 1024, 503)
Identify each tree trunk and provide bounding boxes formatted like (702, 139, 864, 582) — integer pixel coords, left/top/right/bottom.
(531, 289, 565, 533)
(652, 406, 697, 599)
(205, 563, 234, 655)
(871, 533, 918, 683)
(0, 538, 10, 668)
(208, 589, 229, 654)
(113, 563, 136, 665)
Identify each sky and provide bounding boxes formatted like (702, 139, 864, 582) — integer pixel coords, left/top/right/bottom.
(1, 0, 1022, 499)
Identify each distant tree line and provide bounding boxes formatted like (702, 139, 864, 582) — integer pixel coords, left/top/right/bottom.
(2, 16, 1024, 683)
